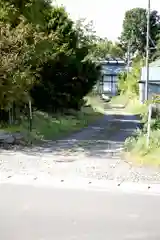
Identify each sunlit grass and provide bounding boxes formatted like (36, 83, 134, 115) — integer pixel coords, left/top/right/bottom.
(125, 128, 160, 167)
(112, 94, 160, 167)
(110, 94, 128, 106)
(1, 97, 104, 144)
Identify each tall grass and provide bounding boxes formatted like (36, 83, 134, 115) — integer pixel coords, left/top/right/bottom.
(124, 105, 160, 166)
(1, 96, 104, 144)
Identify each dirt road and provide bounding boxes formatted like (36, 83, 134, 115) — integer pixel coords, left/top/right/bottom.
(0, 110, 160, 186)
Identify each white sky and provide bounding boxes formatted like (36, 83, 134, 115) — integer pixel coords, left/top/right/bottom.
(54, 0, 160, 41)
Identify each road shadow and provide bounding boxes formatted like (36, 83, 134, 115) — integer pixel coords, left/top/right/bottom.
(0, 113, 141, 161)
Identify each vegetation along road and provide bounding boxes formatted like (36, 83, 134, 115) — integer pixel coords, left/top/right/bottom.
(1, 0, 160, 192)
(1, 108, 160, 191)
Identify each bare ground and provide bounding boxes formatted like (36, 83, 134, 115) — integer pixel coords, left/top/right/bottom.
(0, 110, 160, 185)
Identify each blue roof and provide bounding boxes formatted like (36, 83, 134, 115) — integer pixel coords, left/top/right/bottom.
(99, 58, 125, 65)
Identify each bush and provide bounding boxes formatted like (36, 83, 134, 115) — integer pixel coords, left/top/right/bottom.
(0, 0, 101, 121)
(31, 54, 100, 112)
(118, 58, 144, 97)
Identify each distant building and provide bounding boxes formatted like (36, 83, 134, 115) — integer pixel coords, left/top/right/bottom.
(97, 58, 126, 96)
(139, 59, 160, 103)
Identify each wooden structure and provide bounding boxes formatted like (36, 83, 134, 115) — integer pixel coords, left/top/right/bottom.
(97, 58, 126, 96)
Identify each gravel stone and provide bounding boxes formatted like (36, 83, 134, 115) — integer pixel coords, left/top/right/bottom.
(0, 111, 160, 185)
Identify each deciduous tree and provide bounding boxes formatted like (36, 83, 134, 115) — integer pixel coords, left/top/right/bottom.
(119, 8, 160, 58)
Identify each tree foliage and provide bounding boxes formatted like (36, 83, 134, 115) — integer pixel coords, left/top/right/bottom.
(0, 20, 35, 109)
(0, 0, 101, 116)
(153, 36, 160, 60)
(120, 8, 160, 58)
(118, 58, 144, 97)
(89, 37, 124, 60)
(118, 7, 160, 98)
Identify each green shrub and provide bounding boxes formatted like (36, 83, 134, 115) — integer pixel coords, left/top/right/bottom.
(0, 0, 101, 120)
(118, 58, 144, 97)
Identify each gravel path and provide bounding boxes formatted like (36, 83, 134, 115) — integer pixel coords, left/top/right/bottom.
(0, 110, 160, 185)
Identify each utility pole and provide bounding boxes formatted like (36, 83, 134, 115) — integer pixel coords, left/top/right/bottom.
(127, 40, 131, 75)
(127, 30, 133, 75)
(145, 0, 150, 101)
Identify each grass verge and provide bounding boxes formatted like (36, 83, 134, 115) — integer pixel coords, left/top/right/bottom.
(124, 128, 160, 167)
(110, 94, 128, 107)
(110, 94, 160, 167)
(116, 94, 160, 167)
(1, 96, 104, 144)
(110, 94, 148, 115)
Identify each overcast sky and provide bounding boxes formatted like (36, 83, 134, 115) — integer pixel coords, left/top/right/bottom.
(55, 0, 160, 41)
